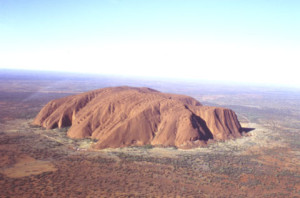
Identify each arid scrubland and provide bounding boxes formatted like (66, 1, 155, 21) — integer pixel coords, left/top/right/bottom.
(0, 72, 299, 197)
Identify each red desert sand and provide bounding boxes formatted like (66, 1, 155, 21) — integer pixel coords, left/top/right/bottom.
(33, 86, 242, 149)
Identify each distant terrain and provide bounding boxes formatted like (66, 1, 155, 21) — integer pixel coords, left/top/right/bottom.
(0, 70, 299, 197)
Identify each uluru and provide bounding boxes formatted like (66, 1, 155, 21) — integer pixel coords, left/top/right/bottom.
(33, 86, 242, 149)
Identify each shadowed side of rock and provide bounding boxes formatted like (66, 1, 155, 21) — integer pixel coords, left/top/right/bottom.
(195, 106, 242, 141)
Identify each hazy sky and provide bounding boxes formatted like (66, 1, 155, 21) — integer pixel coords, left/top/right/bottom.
(1, 0, 299, 87)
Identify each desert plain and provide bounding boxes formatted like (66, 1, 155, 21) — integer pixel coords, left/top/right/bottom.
(0, 70, 300, 197)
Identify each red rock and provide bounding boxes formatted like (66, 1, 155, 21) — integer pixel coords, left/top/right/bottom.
(33, 86, 242, 149)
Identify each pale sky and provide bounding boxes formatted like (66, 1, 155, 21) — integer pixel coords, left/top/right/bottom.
(0, 0, 300, 87)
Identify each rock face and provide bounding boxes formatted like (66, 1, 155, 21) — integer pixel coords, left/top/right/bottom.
(33, 86, 242, 149)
